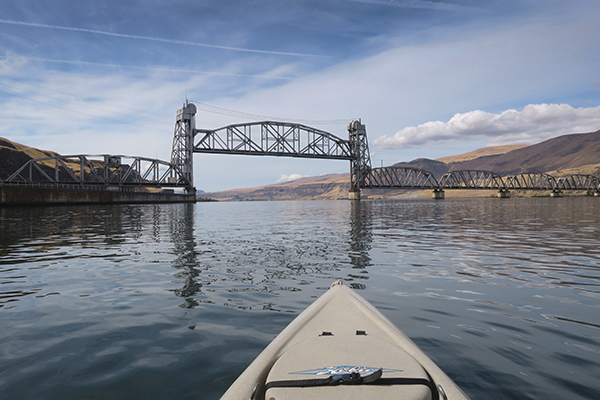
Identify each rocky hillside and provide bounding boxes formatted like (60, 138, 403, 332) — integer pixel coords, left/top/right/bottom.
(0, 137, 60, 179)
(3, 128, 599, 200)
(449, 129, 600, 176)
(201, 128, 600, 200)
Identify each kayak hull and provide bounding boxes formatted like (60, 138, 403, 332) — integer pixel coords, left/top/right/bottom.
(220, 280, 469, 400)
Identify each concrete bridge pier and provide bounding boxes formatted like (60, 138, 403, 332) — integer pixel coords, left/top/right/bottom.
(349, 189, 361, 200)
(432, 189, 445, 199)
(551, 190, 563, 197)
(497, 189, 511, 198)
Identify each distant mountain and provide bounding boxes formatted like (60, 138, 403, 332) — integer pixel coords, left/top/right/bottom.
(3, 128, 599, 201)
(450, 129, 600, 176)
(200, 173, 350, 201)
(392, 158, 450, 180)
(201, 128, 599, 200)
(435, 145, 529, 164)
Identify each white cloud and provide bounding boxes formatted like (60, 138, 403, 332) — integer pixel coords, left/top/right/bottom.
(276, 173, 306, 183)
(373, 104, 600, 149)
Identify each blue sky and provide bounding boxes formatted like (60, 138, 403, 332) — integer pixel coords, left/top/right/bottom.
(1, 0, 599, 191)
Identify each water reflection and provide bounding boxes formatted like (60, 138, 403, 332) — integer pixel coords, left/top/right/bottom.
(168, 203, 206, 308)
(164, 201, 366, 309)
(346, 201, 373, 289)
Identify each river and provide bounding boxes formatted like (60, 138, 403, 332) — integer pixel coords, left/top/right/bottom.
(1, 197, 599, 399)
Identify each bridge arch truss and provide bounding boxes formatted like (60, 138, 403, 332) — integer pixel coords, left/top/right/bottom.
(439, 170, 506, 189)
(504, 173, 557, 190)
(194, 121, 354, 160)
(362, 167, 439, 188)
(556, 174, 600, 191)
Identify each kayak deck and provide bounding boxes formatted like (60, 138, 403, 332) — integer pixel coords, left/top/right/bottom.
(220, 280, 469, 400)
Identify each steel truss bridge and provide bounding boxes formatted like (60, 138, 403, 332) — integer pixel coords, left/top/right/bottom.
(3, 101, 598, 198)
(171, 102, 371, 197)
(1, 154, 189, 190)
(364, 167, 600, 192)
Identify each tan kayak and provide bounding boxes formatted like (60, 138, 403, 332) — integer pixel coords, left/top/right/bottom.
(220, 280, 470, 400)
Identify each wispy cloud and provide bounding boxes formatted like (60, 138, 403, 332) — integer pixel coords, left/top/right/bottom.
(373, 104, 600, 148)
(346, 0, 476, 11)
(0, 19, 328, 58)
(20, 57, 296, 80)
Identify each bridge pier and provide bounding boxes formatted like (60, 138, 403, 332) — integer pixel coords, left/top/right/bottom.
(349, 189, 361, 201)
(432, 189, 445, 199)
(551, 190, 563, 197)
(497, 189, 511, 198)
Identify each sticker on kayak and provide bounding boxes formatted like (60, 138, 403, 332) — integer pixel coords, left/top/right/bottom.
(293, 366, 397, 376)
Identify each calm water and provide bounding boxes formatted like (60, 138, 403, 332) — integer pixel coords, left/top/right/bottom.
(1, 198, 599, 399)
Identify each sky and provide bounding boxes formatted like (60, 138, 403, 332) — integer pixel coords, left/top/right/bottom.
(1, 0, 599, 192)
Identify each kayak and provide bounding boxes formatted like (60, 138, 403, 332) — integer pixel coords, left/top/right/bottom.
(220, 280, 470, 400)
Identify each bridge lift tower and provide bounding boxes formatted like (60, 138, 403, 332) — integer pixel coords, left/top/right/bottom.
(170, 101, 197, 194)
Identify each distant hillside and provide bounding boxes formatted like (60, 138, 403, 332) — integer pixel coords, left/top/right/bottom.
(0, 137, 60, 179)
(436, 145, 529, 164)
(201, 128, 600, 200)
(450, 129, 600, 176)
(201, 173, 350, 201)
(392, 158, 450, 180)
(3, 129, 598, 201)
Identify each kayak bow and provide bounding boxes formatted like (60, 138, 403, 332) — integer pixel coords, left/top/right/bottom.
(220, 280, 470, 400)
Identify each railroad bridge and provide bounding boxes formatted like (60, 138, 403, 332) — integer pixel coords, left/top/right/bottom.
(2, 102, 599, 200)
(174, 101, 600, 199)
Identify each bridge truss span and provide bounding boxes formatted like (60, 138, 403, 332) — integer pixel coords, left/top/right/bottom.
(556, 174, 600, 191)
(363, 167, 439, 189)
(504, 173, 558, 190)
(439, 170, 506, 189)
(5, 155, 189, 188)
(194, 121, 353, 160)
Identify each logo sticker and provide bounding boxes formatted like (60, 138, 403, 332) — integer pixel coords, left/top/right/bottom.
(293, 366, 398, 376)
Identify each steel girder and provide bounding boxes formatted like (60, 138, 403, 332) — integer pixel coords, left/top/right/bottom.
(504, 173, 557, 190)
(362, 167, 439, 188)
(5, 155, 188, 187)
(556, 174, 600, 190)
(439, 170, 506, 189)
(194, 121, 353, 160)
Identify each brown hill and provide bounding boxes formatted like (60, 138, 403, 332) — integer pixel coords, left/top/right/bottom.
(203, 128, 600, 200)
(0, 137, 60, 179)
(201, 173, 350, 201)
(451, 129, 600, 176)
(4, 128, 598, 201)
(392, 158, 450, 180)
(436, 145, 529, 164)
(0, 137, 160, 186)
